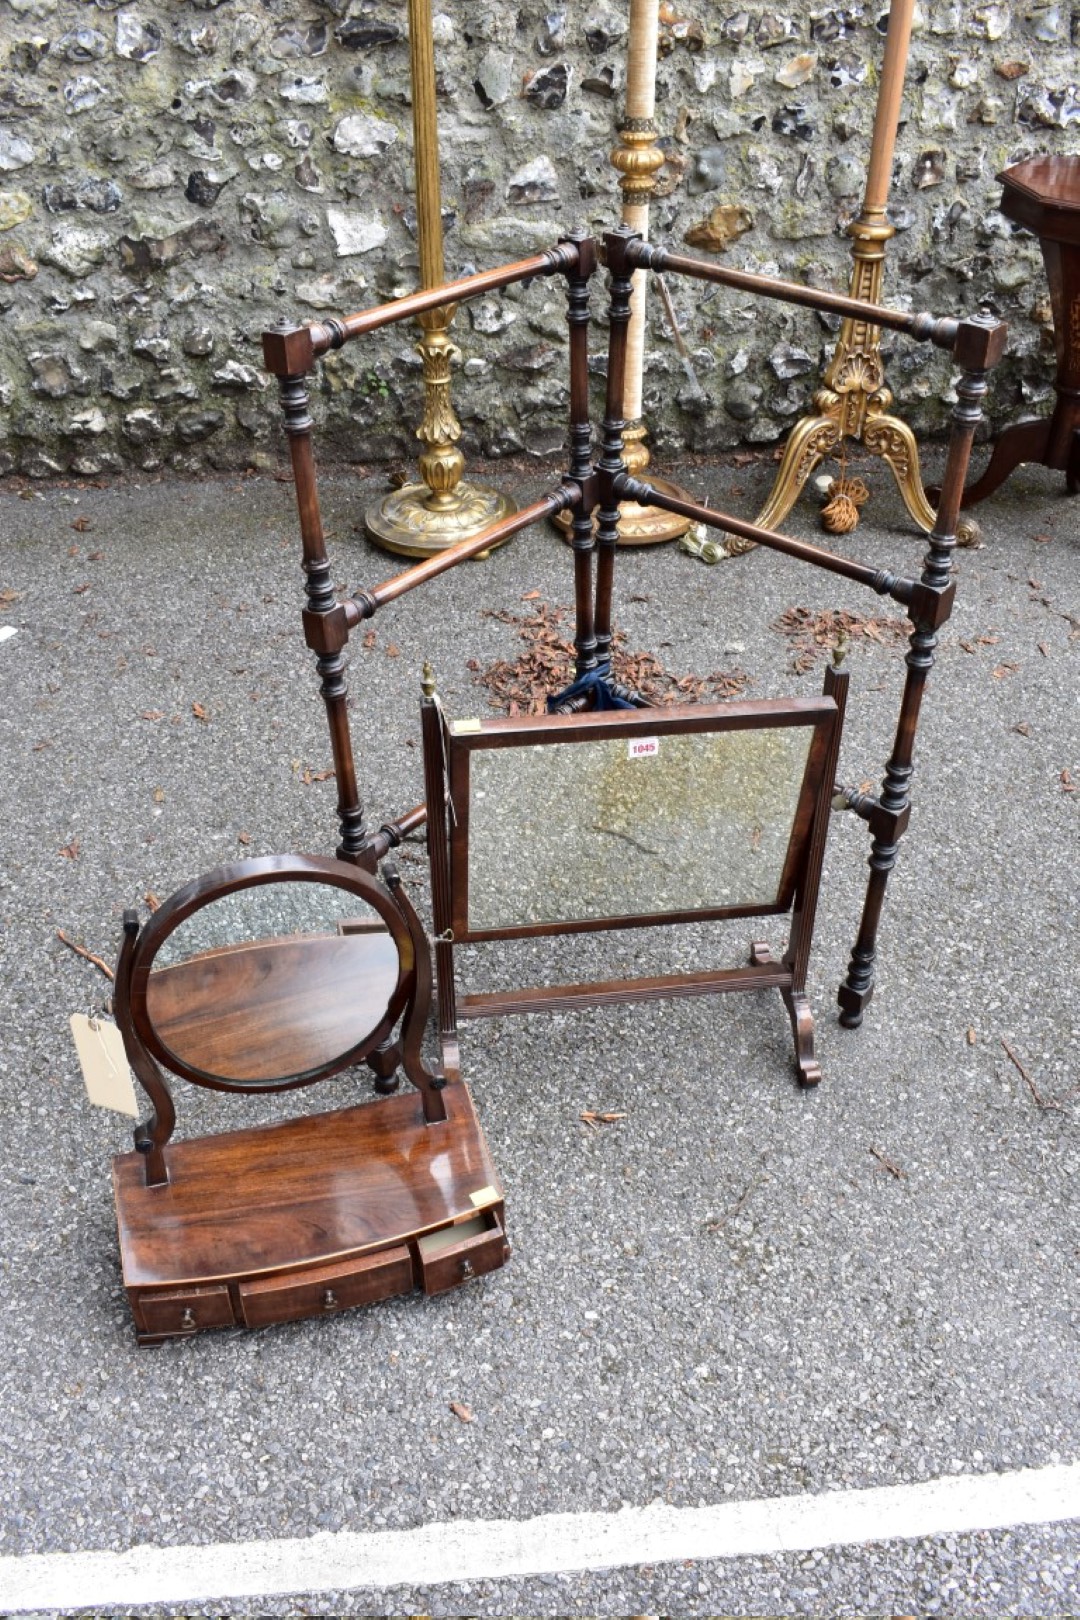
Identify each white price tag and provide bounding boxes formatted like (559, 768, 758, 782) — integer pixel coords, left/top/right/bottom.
(70, 1013, 138, 1117)
(627, 736, 659, 760)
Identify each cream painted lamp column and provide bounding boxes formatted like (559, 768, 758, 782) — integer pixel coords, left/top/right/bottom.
(364, 0, 515, 559)
(608, 0, 694, 544)
(553, 0, 693, 544)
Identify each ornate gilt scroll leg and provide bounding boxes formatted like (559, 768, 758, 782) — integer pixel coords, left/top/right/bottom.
(713, 413, 842, 561)
(780, 987, 821, 1087)
(866, 411, 981, 546)
(864, 412, 937, 532)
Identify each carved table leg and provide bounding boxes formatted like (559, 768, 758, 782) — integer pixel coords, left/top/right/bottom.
(954, 416, 1052, 507)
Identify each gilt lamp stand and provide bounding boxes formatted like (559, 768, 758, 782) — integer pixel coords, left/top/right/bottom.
(718, 0, 957, 557)
(555, 0, 693, 545)
(364, 0, 515, 559)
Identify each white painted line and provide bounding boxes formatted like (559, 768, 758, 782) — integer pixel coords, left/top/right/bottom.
(0, 625, 18, 644)
(2, 1462, 1078, 1612)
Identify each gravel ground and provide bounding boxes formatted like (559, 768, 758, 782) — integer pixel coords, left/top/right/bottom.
(0, 449, 1077, 1615)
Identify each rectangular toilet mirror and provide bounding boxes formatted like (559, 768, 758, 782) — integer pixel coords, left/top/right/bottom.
(447, 697, 838, 941)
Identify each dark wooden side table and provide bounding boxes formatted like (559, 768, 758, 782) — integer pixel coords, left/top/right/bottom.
(962, 154, 1080, 505)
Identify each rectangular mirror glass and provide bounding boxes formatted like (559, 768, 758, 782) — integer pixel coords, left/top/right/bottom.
(462, 720, 816, 932)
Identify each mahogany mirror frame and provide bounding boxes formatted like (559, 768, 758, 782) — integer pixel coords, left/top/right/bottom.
(125, 853, 416, 1095)
(444, 696, 839, 943)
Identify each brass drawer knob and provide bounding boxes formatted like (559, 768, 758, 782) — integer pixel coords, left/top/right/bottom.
(180, 1307, 196, 1329)
(322, 1288, 339, 1310)
(460, 1258, 474, 1279)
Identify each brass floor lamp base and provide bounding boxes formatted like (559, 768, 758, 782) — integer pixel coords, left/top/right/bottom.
(551, 473, 694, 546)
(365, 481, 516, 561)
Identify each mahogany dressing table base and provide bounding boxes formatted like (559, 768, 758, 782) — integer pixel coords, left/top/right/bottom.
(113, 1086, 507, 1346)
(112, 855, 509, 1343)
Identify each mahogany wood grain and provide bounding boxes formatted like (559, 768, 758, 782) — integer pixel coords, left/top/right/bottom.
(113, 1082, 501, 1290)
(145, 932, 401, 1085)
(238, 1247, 414, 1327)
(459, 961, 792, 1019)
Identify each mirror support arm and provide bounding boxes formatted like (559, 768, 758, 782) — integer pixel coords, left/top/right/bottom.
(115, 912, 175, 1188)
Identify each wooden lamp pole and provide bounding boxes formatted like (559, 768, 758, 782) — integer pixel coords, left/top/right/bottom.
(364, 0, 515, 559)
(718, 0, 956, 558)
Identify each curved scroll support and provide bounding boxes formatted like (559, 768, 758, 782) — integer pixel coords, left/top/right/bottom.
(780, 988, 821, 1087)
(384, 865, 448, 1124)
(955, 416, 1052, 507)
(864, 412, 938, 532)
(114, 912, 175, 1187)
(718, 413, 842, 561)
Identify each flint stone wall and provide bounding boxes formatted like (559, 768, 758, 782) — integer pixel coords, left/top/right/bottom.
(0, 0, 1073, 479)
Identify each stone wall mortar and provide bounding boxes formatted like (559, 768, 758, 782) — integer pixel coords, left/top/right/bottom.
(0, 0, 1073, 478)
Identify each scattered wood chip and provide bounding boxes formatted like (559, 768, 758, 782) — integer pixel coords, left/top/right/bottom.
(191, 701, 210, 721)
(56, 928, 114, 982)
(472, 600, 748, 713)
(1038, 642, 1050, 657)
(992, 662, 1019, 679)
(870, 1146, 906, 1180)
(580, 1110, 628, 1129)
(1033, 532, 1052, 543)
(0, 587, 21, 608)
(238, 830, 251, 846)
(1013, 721, 1032, 737)
(362, 629, 377, 650)
(71, 515, 92, 532)
(772, 605, 908, 672)
(966, 1027, 977, 1045)
(32, 739, 52, 752)
(72, 582, 91, 595)
(1001, 1037, 1069, 1112)
(300, 767, 334, 785)
(153, 787, 165, 803)
(385, 643, 401, 658)
(88, 550, 104, 562)
(448, 1400, 474, 1424)
(521, 589, 541, 601)
(58, 838, 80, 860)
(1061, 769, 1076, 793)
(140, 709, 164, 722)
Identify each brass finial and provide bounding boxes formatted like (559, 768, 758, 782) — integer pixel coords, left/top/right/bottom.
(421, 661, 436, 700)
(833, 630, 849, 668)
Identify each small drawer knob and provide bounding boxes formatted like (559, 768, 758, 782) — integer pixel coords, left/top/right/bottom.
(322, 1289, 338, 1310)
(460, 1258, 474, 1280)
(180, 1307, 196, 1329)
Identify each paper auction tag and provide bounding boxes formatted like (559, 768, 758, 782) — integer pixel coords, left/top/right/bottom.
(70, 1014, 138, 1117)
(627, 736, 659, 760)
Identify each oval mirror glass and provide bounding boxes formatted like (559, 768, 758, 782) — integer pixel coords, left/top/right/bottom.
(144, 880, 401, 1087)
